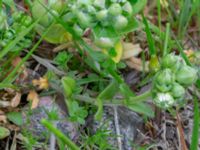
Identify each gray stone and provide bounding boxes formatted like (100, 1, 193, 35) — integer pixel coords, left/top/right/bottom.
(22, 96, 79, 142)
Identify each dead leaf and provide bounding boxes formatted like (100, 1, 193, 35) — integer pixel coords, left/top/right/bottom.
(0, 115, 7, 123)
(176, 112, 188, 150)
(10, 92, 21, 108)
(122, 43, 142, 59)
(12, 57, 28, 84)
(126, 57, 149, 72)
(32, 77, 49, 90)
(27, 90, 39, 109)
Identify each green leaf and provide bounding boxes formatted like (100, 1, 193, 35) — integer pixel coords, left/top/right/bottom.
(7, 112, 23, 126)
(127, 102, 154, 118)
(142, 14, 156, 56)
(61, 76, 76, 97)
(41, 119, 80, 150)
(190, 97, 199, 150)
(98, 80, 119, 100)
(0, 126, 10, 139)
(132, 0, 147, 15)
(2, 0, 16, 10)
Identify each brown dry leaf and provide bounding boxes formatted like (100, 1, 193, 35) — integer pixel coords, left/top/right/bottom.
(0, 110, 7, 123)
(10, 92, 21, 108)
(176, 112, 188, 150)
(27, 90, 39, 109)
(12, 57, 28, 83)
(126, 57, 149, 72)
(32, 77, 49, 90)
(122, 43, 142, 60)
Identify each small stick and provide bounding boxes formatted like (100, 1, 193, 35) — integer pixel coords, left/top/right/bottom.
(113, 106, 122, 150)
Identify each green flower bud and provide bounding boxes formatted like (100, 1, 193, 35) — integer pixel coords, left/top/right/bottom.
(87, 6, 96, 14)
(175, 65, 198, 85)
(93, 0, 105, 8)
(170, 82, 185, 99)
(49, 0, 66, 13)
(108, 3, 122, 16)
(77, 12, 92, 28)
(114, 15, 128, 30)
(161, 54, 184, 72)
(154, 93, 175, 108)
(73, 24, 84, 36)
(95, 37, 114, 48)
(62, 76, 76, 97)
(122, 2, 133, 15)
(161, 54, 178, 68)
(96, 10, 108, 21)
(154, 69, 175, 92)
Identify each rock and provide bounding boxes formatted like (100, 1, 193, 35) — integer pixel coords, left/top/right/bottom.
(22, 96, 79, 142)
(88, 106, 143, 150)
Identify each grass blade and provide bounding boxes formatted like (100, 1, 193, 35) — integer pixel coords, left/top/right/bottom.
(190, 97, 199, 150)
(41, 119, 80, 150)
(163, 23, 171, 56)
(142, 14, 156, 56)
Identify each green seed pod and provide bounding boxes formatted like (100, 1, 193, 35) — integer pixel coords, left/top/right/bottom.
(122, 2, 133, 15)
(154, 69, 175, 92)
(175, 65, 198, 85)
(108, 3, 122, 16)
(95, 37, 114, 48)
(154, 93, 175, 108)
(170, 82, 185, 99)
(96, 10, 108, 21)
(114, 15, 128, 30)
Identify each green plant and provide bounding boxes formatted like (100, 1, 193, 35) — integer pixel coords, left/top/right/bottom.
(152, 53, 198, 108)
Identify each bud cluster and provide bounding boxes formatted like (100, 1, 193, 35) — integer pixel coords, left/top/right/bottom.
(0, 11, 33, 51)
(64, 0, 133, 48)
(153, 53, 198, 108)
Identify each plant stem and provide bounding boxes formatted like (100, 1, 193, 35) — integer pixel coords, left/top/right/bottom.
(41, 119, 80, 150)
(73, 90, 152, 106)
(128, 90, 152, 104)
